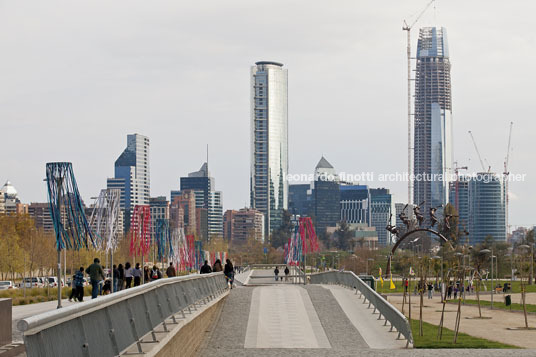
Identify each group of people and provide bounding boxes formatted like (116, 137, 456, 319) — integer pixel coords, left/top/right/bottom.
(68, 258, 178, 301)
(200, 259, 235, 288)
(274, 266, 290, 281)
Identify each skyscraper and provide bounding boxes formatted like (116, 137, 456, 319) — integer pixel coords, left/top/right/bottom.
(413, 27, 453, 232)
(250, 61, 288, 236)
(448, 173, 506, 244)
(370, 188, 393, 246)
(180, 162, 223, 240)
(107, 133, 150, 231)
(314, 157, 340, 235)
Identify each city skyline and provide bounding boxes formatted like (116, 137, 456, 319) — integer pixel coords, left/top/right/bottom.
(1, 1, 534, 227)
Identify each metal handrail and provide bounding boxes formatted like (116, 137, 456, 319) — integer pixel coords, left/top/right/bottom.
(310, 270, 413, 346)
(19, 272, 228, 357)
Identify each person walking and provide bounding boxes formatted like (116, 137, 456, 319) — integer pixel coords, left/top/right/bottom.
(151, 265, 162, 280)
(112, 264, 120, 293)
(86, 258, 105, 299)
(224, 259, 234, 289)
(427, 282, 433, 299)
(143, 266, 150, 283)
(69, 267, 85, 302)
(284, 266, 290, 282)
(200, 260, 212, 274)
(274, 267, 279, 281)
(74, 267, 85, 302)
(166, 262, 176, 277)
(213, 259, 223, 272)
(124, 262, 133, 289)
(133, 263, 142, 286)
(117, 263, 125, 291)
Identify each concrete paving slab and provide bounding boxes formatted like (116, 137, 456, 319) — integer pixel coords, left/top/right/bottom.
(324, 285, 407, 349)
(244, 285, 330, 348)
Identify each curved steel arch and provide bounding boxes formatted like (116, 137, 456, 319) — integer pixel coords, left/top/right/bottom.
(386, 228, 452, 276)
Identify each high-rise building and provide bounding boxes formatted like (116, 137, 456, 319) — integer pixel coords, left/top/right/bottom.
(288, 184, 313, 217)
(313, 157, 340, 235)
(0, 181, 21, 215)
(232, 208, 265, 243)
(448, 173, 506, 244)
(413, 27, 453, 235)
(180, 163, 223, 240)
(340, 185, 370, 225)
(107, 133, 150, 231)
(150, 196, 170, 238)
(250, 61, 288, 236)
(28, 202, 54, 232)
(223, 210, 238, 241)
(448, 175, 470, 231)
(469, 173, 506, 244)
(170, 190, 197, 236)
(370, 188, 393, 246)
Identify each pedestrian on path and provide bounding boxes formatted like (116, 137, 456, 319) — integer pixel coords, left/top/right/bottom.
(144, 266, 150, 283)
(133, 263, 142, 286)
(213, 259, 223, 272)
(69, 267, 85, 302)
(274, 267, 279, 281)
(200, 260, 212, 274)
(124, 262, 133, 289)
(224, 259, 234, 289)
(86, 258, 105, 299)
(151, 265, 162, 280)
(113, 264, 120, 292)
(284, 266, 290, 281)
(117, 263, 125, 291)
(166, 262, 176, 277)
(427, 282, 433, 299)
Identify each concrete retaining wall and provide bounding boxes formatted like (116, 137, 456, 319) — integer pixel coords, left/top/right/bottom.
(155, 295, 227, 357)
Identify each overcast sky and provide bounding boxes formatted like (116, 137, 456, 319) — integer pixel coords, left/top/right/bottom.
(1, 0, 534, 228)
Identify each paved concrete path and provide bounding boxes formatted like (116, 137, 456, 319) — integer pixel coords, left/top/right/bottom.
(245, 285, 330, 348)
(11, 299, 76, 342)
(200, 281, 536, 356)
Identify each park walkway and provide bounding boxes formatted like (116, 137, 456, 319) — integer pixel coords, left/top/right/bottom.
(199, 270, 536, 356)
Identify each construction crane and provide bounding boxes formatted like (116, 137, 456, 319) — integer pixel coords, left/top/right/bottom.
(504, 122, 514, 235)
(403, 0, 436, 205)
(468, 130, 487, 172)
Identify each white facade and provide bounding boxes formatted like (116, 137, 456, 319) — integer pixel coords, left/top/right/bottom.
(250, 61, 288, 234)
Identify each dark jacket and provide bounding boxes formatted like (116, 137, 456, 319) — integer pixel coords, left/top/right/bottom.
(284, 267, 289, 275)
(213, 262, 223, 272)
(74, 271, 85, 287)
(224, 263, 234, 276)
(274, 268, 279, 275)
(166, 266, 176, 277)
(200, 264, 212, 274)
(86, 263, 105, 282)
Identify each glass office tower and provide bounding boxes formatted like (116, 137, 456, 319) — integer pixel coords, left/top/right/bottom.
(250, 61, 288, 236)
(414, 27, 453, 232)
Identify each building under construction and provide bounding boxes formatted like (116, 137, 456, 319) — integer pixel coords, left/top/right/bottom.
(413, 27, 453, 242)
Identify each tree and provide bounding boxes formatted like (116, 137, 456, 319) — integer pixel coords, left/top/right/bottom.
(271, 210, 293, 249)
(335, 221, 353, 251)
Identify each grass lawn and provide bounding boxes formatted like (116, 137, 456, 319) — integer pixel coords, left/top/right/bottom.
(377, 279, 536, 295)
(448, 298, 536, 313)
(411, 319, 518, 349)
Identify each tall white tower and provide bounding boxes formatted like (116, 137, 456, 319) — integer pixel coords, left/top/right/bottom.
(250, 61, 288, 235)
